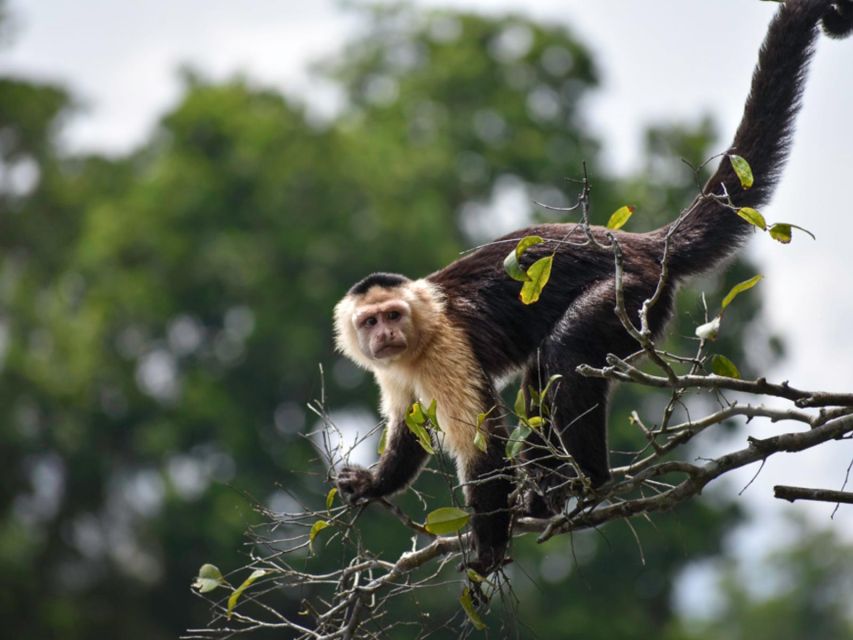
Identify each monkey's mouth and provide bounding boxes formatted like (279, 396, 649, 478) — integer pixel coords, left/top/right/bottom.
(374, 343, 407, 359)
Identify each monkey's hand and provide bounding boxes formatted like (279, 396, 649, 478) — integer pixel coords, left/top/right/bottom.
(336, 465, 379, 504)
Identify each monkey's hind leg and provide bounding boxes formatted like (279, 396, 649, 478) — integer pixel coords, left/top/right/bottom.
(521, 279, 670, 515)
(520, 360, 613, 517)
(458, 415, 514, 575)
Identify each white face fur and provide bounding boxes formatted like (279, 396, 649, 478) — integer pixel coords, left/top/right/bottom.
(352, 297, 413, 361)
(334, 286, 415, 369)
(333, 280, 444, 371)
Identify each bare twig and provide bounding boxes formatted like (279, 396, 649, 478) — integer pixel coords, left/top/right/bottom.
(773, 485, 853, 505)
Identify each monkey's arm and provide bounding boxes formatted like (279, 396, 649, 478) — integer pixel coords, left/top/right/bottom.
(336, 419, 429, 503)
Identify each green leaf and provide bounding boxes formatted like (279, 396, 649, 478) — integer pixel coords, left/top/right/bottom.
(424, 506, 471, 535)
(503, 235, 543, 282)
(473, 428, 488, 453)
(769, 222, 815, 244)
(711, 354, 741, 379)
(768, 223, 791, 244)
(535, 374, 563, 418)
(193, 563, 227, 594)
(770, 222, 817, 244)
(506, 424, 532, 459)
(405, 403, 435, 454)
(721, 274, 763, 311)
(513, 388, 527, 420)
(426, 399, 441, 431)
(736, 207, 767, 230)
(540, 373, 563, 398)
(527, 385, 541, 408)
(325, 487, 337, 511)
(729, 154, 754, 189)
(410, 401, 427, 424)
(460, 587, 487, 631)
(377, 426, 388, 455)
(474, 407, 495, 454)
(606, 205, 635, 230)
(226, 569, 267, 620)
(519, 255, 553, 305)
(309, 520, 330, 551)
(503, 250, 528, 282)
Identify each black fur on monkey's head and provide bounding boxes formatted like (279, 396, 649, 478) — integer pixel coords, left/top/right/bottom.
(348, 272, 411, 296)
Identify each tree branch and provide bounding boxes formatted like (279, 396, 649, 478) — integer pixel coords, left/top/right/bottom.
(773, 485, 853, 505)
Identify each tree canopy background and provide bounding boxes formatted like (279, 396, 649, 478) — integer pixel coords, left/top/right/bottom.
(0, 2, 850, 638)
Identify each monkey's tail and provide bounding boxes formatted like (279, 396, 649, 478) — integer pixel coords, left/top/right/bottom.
(662, 0, 852, 278)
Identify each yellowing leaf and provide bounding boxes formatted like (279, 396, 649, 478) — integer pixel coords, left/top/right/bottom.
(476, 407, 494, 429)
(377, 426, 388, 454)
(606, 205, 635, 230)
(193, 563, 227, 594)
(770, 222, 791, 244)
(526, 416, 544, 429)
(309, 520, 330, 551)
(515, 234, 545, 256)
(226, 569, 267, 620)
(466, 568, 486, 583)
(424, 506, 470, 535)
(721, 274, 763, 311)
(473, 428, 488, 453)
(503, 235, 543, 282)
(460, 586, 487, 631)
(770, 222, 815, 244)
(736, 207, 767, 230)
(711, 354, 741, 379)
(769, 223, 792, 244)
(325, 487, 337, 511)
(519, 255, 553, 305)
(729, 154, 754, 189)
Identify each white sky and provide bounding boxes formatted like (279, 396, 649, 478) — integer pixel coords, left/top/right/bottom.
(2, 0, 852, 565)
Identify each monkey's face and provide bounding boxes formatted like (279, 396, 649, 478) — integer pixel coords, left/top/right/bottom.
(352, 299, 413, 363)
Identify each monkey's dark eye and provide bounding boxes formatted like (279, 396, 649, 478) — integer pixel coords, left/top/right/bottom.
(386, 310, 401, 321)
(364, 316, 378, 328)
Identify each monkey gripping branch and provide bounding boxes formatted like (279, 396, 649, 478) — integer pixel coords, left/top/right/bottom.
(185, 0, 853, 637)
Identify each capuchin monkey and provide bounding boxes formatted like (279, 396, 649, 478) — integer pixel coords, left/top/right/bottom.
(333, 0, 853, 575)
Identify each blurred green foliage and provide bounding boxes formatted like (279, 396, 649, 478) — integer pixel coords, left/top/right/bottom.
(0, 2, 843, 639)
(668, 521, 853, 640)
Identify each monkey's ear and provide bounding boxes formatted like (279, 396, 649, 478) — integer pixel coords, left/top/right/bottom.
(822, 0, 853, 39)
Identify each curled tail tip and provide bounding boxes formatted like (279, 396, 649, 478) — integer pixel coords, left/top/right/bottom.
(789, 0, 853, 38)
(822, 0, 853, 38)
(802, 0, 853, 39)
